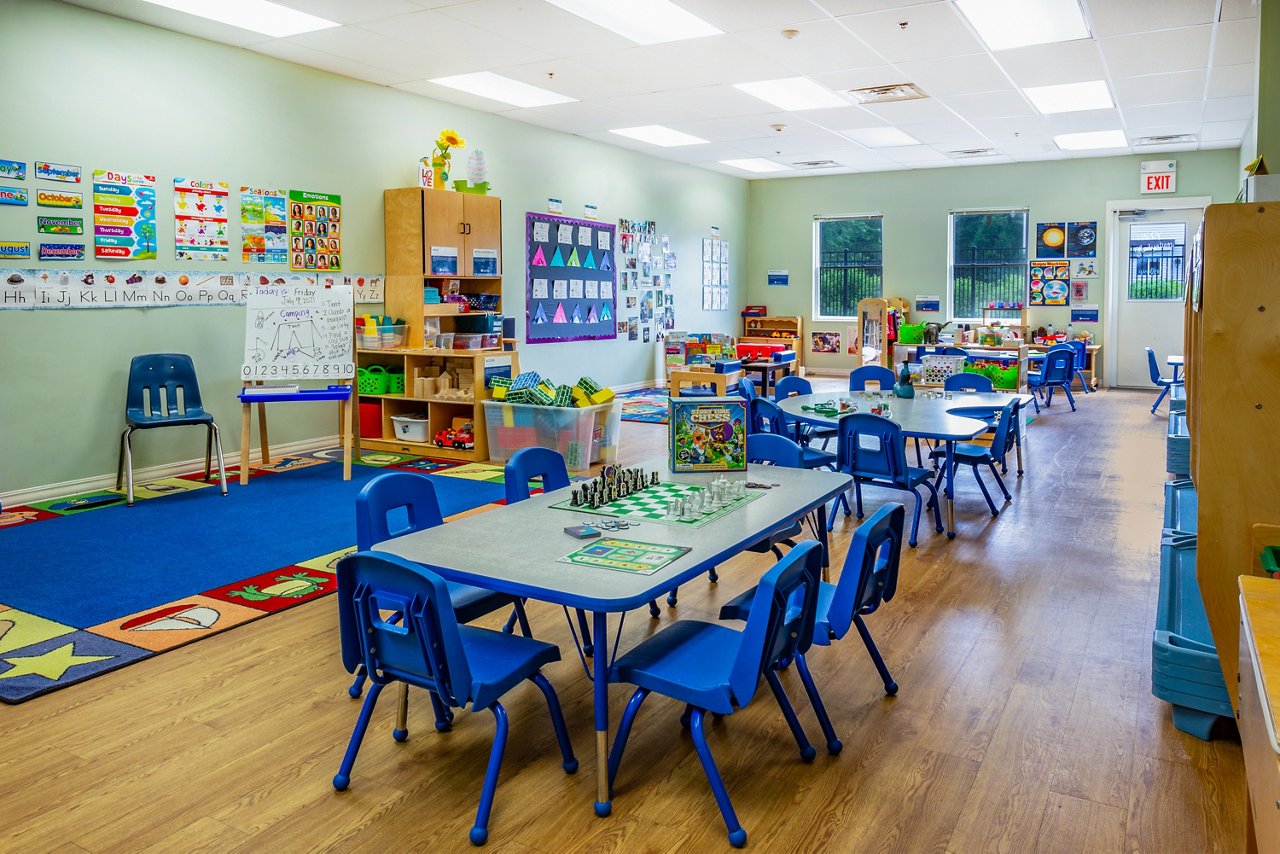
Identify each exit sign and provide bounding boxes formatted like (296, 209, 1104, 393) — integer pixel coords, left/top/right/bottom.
(1141, 160, 1177, 194)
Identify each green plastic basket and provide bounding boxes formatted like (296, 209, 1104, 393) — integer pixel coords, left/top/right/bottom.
(386, 366, 405, 394)
(357, 365, 390, 395)
(898, 324, 924, 345)
(991, 365, 1020, 389)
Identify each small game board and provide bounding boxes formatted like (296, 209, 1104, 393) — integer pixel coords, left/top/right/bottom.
(549, 481, 763, 528)
(558, 538, 691, 575)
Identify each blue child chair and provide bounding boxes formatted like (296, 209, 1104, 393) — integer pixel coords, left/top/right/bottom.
(748, 397, 837, 470)
(1146, 347, 1184, 413)
(739, 377, 757, 403)
(849, 365, 896, 392)
(1068, 340, 1092, 394)
(606, 541, 834, 848)
(1026, 343, 1077, 412)
(720, 501, 906, 709)
(929, 400, 1019, 517)
(943, 373, 994, 394)
(117, 353, 226, 506)
(772, 375, 836, 449)
(348, 472, 531, 713)
(333, 551, 577, 846)
(829, 413, 942, 548)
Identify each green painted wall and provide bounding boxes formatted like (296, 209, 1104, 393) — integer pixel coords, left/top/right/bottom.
(744, 149, 1241, 373)
(1257, 0, 1279, 167)
(0, 0, 748, 494)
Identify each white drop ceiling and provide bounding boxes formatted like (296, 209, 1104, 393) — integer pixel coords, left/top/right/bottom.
(61, 0, 1261, 178)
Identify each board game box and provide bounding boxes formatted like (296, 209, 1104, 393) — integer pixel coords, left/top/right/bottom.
(668, 396, 746, 473)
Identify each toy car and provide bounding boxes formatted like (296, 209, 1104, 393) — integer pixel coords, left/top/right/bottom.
(433, 424, 475, 450)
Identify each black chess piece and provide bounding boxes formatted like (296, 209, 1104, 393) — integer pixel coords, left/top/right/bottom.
(571, 488, 581, 506)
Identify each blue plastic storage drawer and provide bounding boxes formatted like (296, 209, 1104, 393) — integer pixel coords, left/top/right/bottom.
(1170, 384, 1186, 412)
(1166, 412, 1190, 476)
(1162, 479, 1198, 536)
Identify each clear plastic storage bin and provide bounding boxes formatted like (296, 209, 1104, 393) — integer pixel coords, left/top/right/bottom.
(482, 399, 621, 473)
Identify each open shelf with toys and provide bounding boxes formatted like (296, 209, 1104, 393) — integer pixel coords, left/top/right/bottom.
(741, 314, 803, 374)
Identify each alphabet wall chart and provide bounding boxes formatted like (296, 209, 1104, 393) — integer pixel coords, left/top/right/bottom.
(0, 270, 383, 309)
(525, 211, 616, 343)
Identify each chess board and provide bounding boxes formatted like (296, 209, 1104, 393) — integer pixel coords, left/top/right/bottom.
(549, 480, 763, 528)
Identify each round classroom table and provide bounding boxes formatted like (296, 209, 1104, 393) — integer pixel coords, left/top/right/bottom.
(778, 391, 1030, 539)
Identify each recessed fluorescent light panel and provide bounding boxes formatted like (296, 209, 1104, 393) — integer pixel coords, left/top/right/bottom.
(138, 0, 338, 37)
(429, 72, 576, 108)
(719, 159, 789, 173)
(1054, 130, 1127, 150)
(842, 127, 920, 148)
(955, 0, 1090, 51)
(1023, 80, 1113, 114)
(610, 126, 708, 147)
(543, 0, 721, 44)
(733, 77, 846, 111)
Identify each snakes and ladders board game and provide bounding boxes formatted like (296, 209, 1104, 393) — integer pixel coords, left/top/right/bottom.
(558, 538, 690, 575)
(549, 480, 762, 528)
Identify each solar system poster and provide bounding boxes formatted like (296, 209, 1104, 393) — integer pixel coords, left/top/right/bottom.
(1035, 222, 1067, 258)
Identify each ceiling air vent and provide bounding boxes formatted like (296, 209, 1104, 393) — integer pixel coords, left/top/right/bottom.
(792, 159, 840, 169)
(847, 83, 927, 104)
(1133, 133, 1196, 146)
(949, 147, 995, 158)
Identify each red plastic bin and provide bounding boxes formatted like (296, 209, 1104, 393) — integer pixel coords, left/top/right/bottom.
(358, 403, 383, 439)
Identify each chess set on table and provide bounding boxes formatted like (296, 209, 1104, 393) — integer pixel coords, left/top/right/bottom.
(550, 465, 763, 528)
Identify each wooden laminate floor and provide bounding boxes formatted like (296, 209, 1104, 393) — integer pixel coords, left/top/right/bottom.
(0, 383, 1246, 852)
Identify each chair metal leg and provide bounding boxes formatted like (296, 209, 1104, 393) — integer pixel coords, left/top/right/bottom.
(205, 424, 214, 480)
(393, 682, 410, 742)
(924, 481, 944, 533)
(607, 688, 649, 791)
(666, 587, 679, 607)
(210, 422, 228, 496)
(123, 427, 136, 506)
(794, 654, 842, 754)
(854, 480, 864, 519)
(575, 608, 594, 657)
(708, 566, 718, 583)
(971, 465, 999, 516)
(690, 709, 747, 848)
(989, 462, 1011, 501)
(470, 702, 510, 846)
(348, 667, 368, 698)
(1151, 384, 1171, 414)
(116, 428, 129, 491)
(1063, 385, 1077, 412)
(529, 672, 578, 773)
(649, 599, 661, 617)
(827, 492, 851, 532)
(333, 682, 384, 790)
(512, 599, 533, 637)
(907, 487, 923, 548)
(425, 685, 454, 733)
(913, 437, 924, 468)
(764, 669, 816, 762)
(852, 614, 898, 696)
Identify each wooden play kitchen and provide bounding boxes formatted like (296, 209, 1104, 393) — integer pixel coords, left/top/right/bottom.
(355, 189, 515, 461)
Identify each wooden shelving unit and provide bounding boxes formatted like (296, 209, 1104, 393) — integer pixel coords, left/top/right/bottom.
(358, 189, 513, 461)
(741, 315, 803, 374)
(979, 306, 1029, 343)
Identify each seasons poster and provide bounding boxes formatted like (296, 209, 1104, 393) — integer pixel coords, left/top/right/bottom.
(240, 186, 288, 264)
(93, 169, 156, 261)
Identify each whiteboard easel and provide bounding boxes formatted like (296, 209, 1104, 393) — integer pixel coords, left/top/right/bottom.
(238, 282, 358, 484)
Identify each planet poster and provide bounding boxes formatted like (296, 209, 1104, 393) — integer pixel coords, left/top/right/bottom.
(1035, 222, 1067, 258)
(1067, 221, 1098, 257)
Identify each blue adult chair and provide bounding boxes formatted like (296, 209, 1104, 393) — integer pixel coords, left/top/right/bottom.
(943, 373, 994, 394)
(332, 551, 577, 846)
(606, 541, 835, 848)
(1068, 340, 1092, 394)
(117, 353, 226, 506)
(1146, 347, 1184, 414)
(849, 365, 896, 392)
(1026, 343, 1077, 413)
(720, 501, 906, 703)
(347, 471, 533, 705)
(930, 400, 1019, 517)
(828, 413, 942, 547)
(749, 397, 836, 470)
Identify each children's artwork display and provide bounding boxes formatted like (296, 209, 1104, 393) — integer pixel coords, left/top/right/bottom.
(1072, 258, 1098, 278)
(240, 186, 288, 264)
(173, 178, 229, 262)
(668, 397, 747, 473)
(1030, 260, 1070, 305)
(1067, 221, 1097, 257)
(812, 331, 841, 353)
(92, 169, 157, 260)
(1035, 222, 1066, 259)
(702, 236, 729, 311)
(526, 211, 615, 343)
(288, 190, 342, 272)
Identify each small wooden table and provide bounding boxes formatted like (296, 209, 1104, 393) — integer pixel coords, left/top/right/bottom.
(739, 360, 794, 396)
(668, 368, 742, 397)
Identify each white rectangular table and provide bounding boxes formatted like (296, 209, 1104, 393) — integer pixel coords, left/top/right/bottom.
(377, 459, 851, 817)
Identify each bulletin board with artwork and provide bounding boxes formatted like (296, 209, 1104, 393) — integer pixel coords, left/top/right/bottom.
(526, 211, 616, 343)
(615, 217, 677, 342)
(289, 190, 342, 272)
(702, 236, 729, 311)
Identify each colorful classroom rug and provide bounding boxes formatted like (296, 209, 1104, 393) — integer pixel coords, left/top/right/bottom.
(0, 453, 506, 703)
(619, 387, 669, 423)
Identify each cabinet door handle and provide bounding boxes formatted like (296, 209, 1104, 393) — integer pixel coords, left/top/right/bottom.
(458, 222, 466, 234)
(464, 223, 472, 235)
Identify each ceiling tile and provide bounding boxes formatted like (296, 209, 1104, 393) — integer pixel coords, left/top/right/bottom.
(1112, 70, 1206, 107)
(575, 38, 791, 93)
(896, 53, 1014, 97)
(1211, 18, 1260, 66)
(993, 136, 1059, 156)
(940, 90, 1036, 120)
(1198, 119, 1249, 142)
(649, 143, 760, 164)
(838, 3, 985, 64)
(1045, 108, 1124, 134)
(969, 115, 1052, 141)
(676, 0, 828, 32)
(495, 101, 635, 134)
(272, 0, 427, 25)
(61, 0, 266, 45)
(1100, 26, 1212, 78)
(1202, 95, 1255, 122)
(669, 115, 794, 143)
(1206, 63, 1257, 100)
(590, 86, 783, 125)
(882, 144, 951, 163)
(434, 0, 636, 57)
(992, 39, 1107, 88)
(1086, 0, 1215, 37)
(485, 58, 646, 102)
(731, 19, 883, 75)
(798, 104, 888, 132)
(358, 11, 554, 69)
(1121, 100, 1205, 128)
(1219, 0, 1260, 21)
(861, 96, 958, 124)
(250, 40, 410, 85)
(729, 128, 855, 157)
(895, 118, 990, 145)
(282, 25, 470, 78)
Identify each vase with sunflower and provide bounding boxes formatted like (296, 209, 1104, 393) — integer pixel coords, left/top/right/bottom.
(424, 129, 465, 191)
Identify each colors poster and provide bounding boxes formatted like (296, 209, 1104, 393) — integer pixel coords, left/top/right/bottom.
(173, 178, 230, 262)
(93, 169, 157, 261)
(288, 190, 341, 272)
(240, 186, 287, 264)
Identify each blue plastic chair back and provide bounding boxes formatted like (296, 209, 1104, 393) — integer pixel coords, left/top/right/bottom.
(1040, 344, 1075, 385)
(942, 347, 969, 358)
(356, 472, 444, 550)
(849, 365, 896, 391)
(337, 551, 472, 707)
(728, 541, 823, 706)
(988, 400, 1018, 463)
(125, 353, 211, 425)
(773, 375, 812, 400)
(739, 377, 757, 402)
(1146, 347, 1164, 384)
(748, 397, 793, 438)
(944, 373, 993, 393)
(835, 413, 908, 485)
(504, 446, 570, 504)
(1068, 340, 1087, 371)
(746, 433, 804, 468)
(826, 503, 905, 638)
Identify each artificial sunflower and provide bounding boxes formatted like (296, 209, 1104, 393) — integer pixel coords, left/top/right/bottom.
(436, 129, 465, 151)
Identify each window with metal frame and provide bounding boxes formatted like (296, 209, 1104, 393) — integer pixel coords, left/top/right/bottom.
(814, 214, 883, 320)
(1127, 222, 1187, 300)
(949, 209, 1028, 320)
